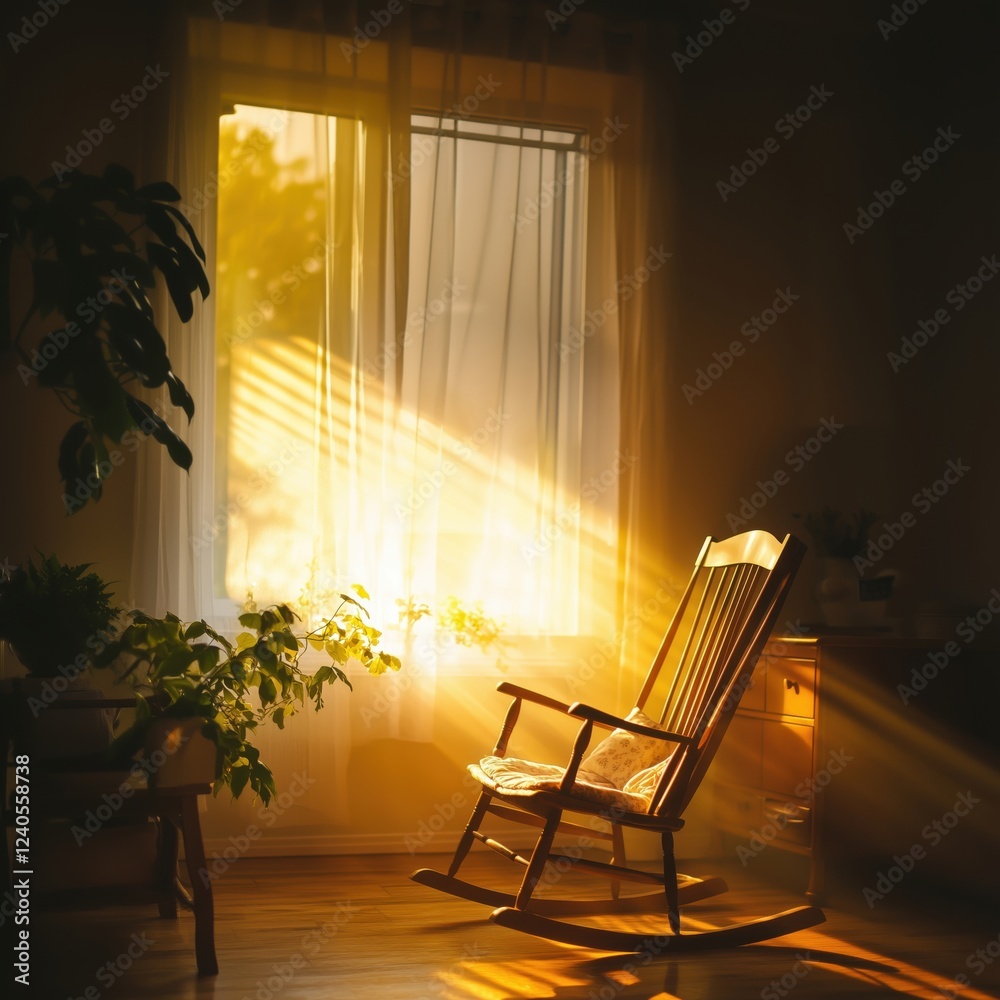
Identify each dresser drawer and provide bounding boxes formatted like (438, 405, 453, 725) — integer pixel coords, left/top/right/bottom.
(762, 721, 813, 797)
(714, 716, 763, 788)
(739, 655, 767, 712)
(716, 785, 763, 836)
(764, 656, 816, 719)
(762, 796, 812, 848)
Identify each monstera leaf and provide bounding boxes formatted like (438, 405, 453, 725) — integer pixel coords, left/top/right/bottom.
(1, 164, 209, 512)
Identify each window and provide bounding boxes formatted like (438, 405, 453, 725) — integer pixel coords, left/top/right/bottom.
(210, 102, 619, 653)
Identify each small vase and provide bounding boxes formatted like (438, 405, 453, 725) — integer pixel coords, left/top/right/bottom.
(814, 557, 864, 627)
(815, 557, 893, 627)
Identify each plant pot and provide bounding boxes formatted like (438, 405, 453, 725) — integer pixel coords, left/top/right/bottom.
(144, 717, 218, 788)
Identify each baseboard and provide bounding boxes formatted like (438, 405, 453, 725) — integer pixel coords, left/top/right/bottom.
(201, 827, 541, 859)
(202, 825, 716, 860)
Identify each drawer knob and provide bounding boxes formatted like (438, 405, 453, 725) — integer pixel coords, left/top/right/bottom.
(784, 678, 800, 695)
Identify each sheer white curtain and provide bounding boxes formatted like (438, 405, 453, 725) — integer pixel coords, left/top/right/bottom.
(133, 5, 675, 849)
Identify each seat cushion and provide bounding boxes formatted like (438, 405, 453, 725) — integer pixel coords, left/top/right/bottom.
(471, 756, 662, 814)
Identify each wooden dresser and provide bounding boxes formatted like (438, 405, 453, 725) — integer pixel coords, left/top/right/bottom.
(710, 630, 998, 900)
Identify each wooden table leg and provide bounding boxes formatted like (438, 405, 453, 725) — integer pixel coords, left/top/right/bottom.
(157, 816, 179, 918)
(179, 795, 218, 976)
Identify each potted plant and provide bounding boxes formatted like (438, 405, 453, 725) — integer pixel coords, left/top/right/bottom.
(109, 588, 402, 804)
(0, 554, 122, 758)
(0, 553, 120, 677)
(0, 164, 208, 512)
(793, 507, 893, 627)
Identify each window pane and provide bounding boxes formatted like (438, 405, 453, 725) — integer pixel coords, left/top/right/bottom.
(212, 105, 612, 639)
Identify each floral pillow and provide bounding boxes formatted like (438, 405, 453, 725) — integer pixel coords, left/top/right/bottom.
(580, 707, 671, 789)
(622, 757, 671, 806)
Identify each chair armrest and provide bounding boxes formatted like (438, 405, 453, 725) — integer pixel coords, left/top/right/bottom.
(495, 682, 574, 715)
(488, 683, 575, 757)
(567, 702, 696, 746)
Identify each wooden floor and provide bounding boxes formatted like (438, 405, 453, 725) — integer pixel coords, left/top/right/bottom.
(21, 850, 1000, 999)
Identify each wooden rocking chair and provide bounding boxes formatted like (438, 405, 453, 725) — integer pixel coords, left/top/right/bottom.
(412, 530, 824, 951)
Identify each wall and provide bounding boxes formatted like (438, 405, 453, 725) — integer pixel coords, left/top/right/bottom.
(0, 1, 170, 589)
(661, 0, 1000, 629)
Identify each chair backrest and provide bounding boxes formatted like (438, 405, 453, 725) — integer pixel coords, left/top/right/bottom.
(637, 530, 805, 817)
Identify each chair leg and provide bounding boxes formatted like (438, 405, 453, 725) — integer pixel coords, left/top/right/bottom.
(447, 789, 492, 877)
(662, 831, 680, 936)
(610, 824, 626, 901)
(515, 812, 561, 910)
(179, 795, 218, 976)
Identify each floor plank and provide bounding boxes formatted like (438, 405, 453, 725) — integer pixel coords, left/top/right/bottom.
(14, 851, 1000, 999)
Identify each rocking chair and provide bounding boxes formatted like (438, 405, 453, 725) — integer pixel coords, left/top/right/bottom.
(412, 530, 824, 951)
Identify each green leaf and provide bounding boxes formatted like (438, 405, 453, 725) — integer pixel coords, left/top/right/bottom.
(239, 612, 262, 630)
(164, 372, 195, 421)
(229, 764, 250, 799)
(259, 676, 277, 706)
(135, 180, 182, 202)
(324, 639, 348, 664)
(185, 621, 208, 640)
(146, 241, 194, 321)
(235, 631, 257, 652)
